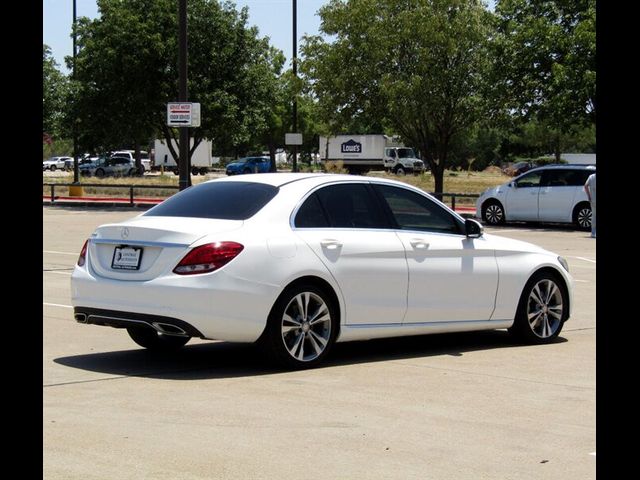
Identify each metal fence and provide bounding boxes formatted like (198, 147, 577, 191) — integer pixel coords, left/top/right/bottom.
(43, 182, 479, 211)
(43, 183, 180, 206)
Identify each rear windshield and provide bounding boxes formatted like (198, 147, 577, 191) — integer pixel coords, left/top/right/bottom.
(144, 181, 278, 220)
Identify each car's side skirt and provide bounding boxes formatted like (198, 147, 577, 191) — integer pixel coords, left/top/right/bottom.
(336, 319, 513, 342)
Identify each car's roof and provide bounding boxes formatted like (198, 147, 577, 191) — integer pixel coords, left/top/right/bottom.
(204, 172, 430, 190)
(529, 163, 596, 172)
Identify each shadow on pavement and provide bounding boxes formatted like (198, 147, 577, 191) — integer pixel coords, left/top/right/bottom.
(53, 330, 567, 381)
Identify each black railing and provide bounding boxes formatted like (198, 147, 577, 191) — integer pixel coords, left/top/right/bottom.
(43, 182, 479, 211)
(43, 183, 180, 206)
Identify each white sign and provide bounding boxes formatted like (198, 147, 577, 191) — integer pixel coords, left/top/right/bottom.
(285, 133, 303, 145)
(167, 102, 201, 127)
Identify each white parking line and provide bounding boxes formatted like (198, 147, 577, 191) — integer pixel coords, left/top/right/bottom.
(571, 256, 596, 264)
(589, 452, 596, 456)
(44, 271, 72, 276)
(43, 250, 77, 256)
(574, 279, 589, 283)
(43, 302, 73, 309)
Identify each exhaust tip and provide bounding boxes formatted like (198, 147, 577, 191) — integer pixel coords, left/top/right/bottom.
(75, 313, 88, 323)
(152, 322, 187, 336)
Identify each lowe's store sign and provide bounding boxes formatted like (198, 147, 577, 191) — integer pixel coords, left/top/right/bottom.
(341, 139, 362, 154)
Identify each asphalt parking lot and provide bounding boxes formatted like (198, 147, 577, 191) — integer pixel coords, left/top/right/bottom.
(43, 206, 595, 480)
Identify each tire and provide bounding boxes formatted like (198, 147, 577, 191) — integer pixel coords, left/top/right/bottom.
(260, 283, 338, 369)
(199, 168, 207, 176)
(394, 165, 406, 176)
(50, 165, 57, 172)
(191, 167, 199, 176)
(126, 327, 190, 352)
(509, 271, 567, 344)
(95, 168, 105, 178)
(482, 200, 505, 225)
(572, 202, 591, 231)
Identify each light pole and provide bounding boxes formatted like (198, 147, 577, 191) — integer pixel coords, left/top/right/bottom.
(178, 0, 190, 190)
(292, 0, 298, 172)
(72, 0, 79, 184)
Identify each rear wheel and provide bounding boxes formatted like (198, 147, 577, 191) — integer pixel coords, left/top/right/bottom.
(95, 168, 105, 178)
(482, 200, 505, 225)
(573, 202, 591, 231)
(191, 167, 199, 176)
(260, 283, 338, 369)
(127, 327, 190, 351)
(199, 168, 208, 176)
(50, 165, 57, 172)
(509, 271, 567, 343)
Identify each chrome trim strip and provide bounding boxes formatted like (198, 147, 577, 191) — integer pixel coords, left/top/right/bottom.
(90, 238, 190, 248)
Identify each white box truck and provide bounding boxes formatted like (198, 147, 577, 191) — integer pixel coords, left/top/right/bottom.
(152, 138, 219, 175)
(318, 134, 425, 175)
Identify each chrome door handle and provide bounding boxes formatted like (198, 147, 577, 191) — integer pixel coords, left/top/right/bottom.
(410, 239, 429, 250)
(320, 239, 342, 250)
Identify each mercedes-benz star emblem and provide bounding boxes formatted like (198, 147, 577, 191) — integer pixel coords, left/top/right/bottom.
(121, 227, 130, 239)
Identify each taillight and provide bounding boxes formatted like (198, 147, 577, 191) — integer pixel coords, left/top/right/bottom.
(173, 242, 244, 275)
(77, 239, 89, 266)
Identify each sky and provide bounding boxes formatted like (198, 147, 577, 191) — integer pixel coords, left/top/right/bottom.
(43, 0, 328, 73)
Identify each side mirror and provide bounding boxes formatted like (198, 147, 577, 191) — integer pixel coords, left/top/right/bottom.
(465, 218, 484, 238)
(509, 181, 517, 188)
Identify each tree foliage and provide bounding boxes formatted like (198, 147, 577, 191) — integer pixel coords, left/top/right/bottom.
(71, 0, 283, 167)
(43, 44, 69, 139)
(302, 0, 493, 193)
(493, 0, 596, 149)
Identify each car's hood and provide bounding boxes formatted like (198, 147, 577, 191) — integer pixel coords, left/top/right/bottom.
(483, 233, 551, 256)
(480, 182, 510, 198)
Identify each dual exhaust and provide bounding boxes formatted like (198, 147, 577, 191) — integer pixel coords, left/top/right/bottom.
(74, 312, 188, 336)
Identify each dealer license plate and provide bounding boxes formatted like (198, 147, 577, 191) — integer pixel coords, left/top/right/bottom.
(111, 246, 143, 270)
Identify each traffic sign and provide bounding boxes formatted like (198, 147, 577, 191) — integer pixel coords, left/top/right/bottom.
(285, 133, 303, 145)
(167, 102, 201, 127)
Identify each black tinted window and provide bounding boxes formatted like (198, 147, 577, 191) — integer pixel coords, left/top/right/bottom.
(145, 181, 278, 220)
(294, 193, 329, 228)
(541, 169, 591, 187)
(315, 184, 387, 229)
(374, 185, 461, 234)
(515, 171, 542, 188)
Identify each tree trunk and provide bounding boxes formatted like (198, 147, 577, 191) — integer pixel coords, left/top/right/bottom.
(554, 134, 561, 163)
(268, 142, 277, 172)
(432, 166, 444, 199)
(134, 140, 142, 173)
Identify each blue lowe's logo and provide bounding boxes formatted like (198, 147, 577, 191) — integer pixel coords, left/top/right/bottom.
(341, 139, 362, 153)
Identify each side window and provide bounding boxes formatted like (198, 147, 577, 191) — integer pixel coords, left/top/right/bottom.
(294, 193, 329, 228)
(315, 184, 388, 229)
(515, 171, 542, 188)
(386, 149, 396, 158)
(373, 185, 462, 235)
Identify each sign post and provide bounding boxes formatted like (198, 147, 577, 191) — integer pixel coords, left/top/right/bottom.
(167, 103, 200, 127)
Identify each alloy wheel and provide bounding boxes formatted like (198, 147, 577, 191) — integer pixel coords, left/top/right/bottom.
(527, 279, 563, 339)
(281, 292, 332, 362)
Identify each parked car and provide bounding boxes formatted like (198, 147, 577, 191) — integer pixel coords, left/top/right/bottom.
(503, 161, 536, 177)
(71, 173, 573, 369)
(79, 156, 137, 178)
(64, 156, 97, 171)
(111, 150, 151, 174)
(477, 164, 596, 230)
(226, 156, 271, 175)
(43, 156, 72, 171)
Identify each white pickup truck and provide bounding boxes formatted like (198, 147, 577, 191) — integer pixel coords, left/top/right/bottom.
(43, 156, 72, 171)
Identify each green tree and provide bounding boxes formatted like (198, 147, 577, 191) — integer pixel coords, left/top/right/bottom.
(72, 0, 284, 170)
(493, 0, 595, 160)
(302, 0, 493, 194)
(43, 44, 69, 140)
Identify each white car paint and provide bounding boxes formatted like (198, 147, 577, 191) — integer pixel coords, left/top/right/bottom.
(476, 165, 595, 226)
(71, 173, 573, 355)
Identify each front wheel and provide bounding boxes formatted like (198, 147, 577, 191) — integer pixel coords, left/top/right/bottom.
(260, 283, 338, 369)
(482, 200, 505, 225)
(509, 272, 567, 343)
(394, 165, 406, 176)
(50, 165, 57, 172)
(127, 327, 190, 351)
(95, 168, 105, 178)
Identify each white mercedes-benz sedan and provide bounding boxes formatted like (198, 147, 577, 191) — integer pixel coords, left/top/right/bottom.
(71, 173, 573, 368)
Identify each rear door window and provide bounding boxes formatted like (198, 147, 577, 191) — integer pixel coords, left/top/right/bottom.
(314, 184, 388, 229)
